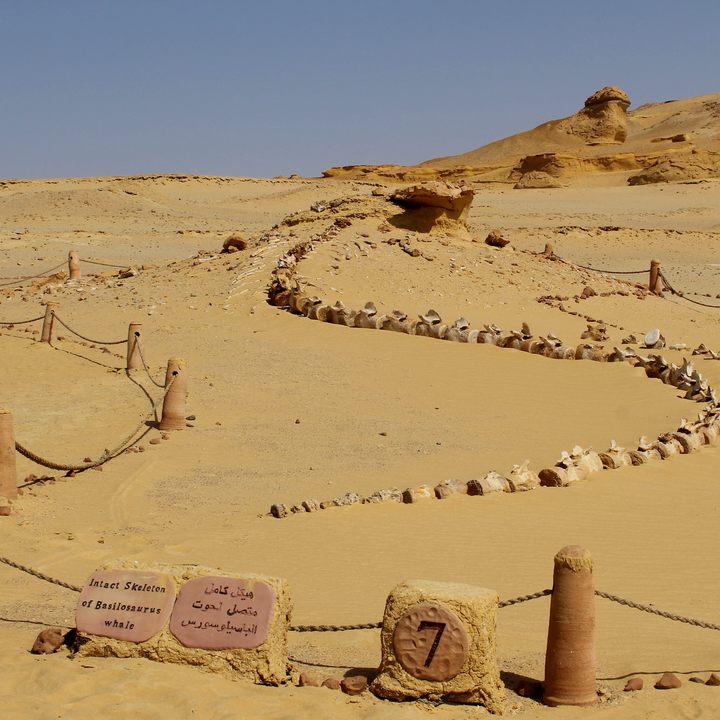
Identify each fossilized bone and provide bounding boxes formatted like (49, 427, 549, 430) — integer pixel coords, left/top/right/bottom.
(508, 460, 540, 491)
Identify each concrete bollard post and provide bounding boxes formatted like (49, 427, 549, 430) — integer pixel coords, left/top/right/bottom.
(126, 322, 143, 372)
(0, 409, 18, 501)
(40, 301, 59, 343)
(649, 260, 663, 295)
(68, 251, 81, 280)
(159, 358, 188, 431)
(543, 545, 597, 707)
(542, 243, 554, 259)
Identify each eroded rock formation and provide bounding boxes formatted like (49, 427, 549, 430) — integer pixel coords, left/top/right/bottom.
(388, 181, 473, 236)
(556, 86, 631, 145)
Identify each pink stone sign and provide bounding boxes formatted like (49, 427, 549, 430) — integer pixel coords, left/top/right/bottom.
(169, 576, 276, 650)
(76, 569, 176, 643)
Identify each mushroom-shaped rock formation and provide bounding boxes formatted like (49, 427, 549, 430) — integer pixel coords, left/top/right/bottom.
(556, 86, 631, 145)
(388, 181, 474, 236)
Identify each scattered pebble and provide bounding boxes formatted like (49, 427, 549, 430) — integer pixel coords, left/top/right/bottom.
(624, 677, 643, 691)
(322, 678, 341, 690)
(340, 676, 368, 696)
(31, 628, 65, 654)
(298, 672, 320, 687)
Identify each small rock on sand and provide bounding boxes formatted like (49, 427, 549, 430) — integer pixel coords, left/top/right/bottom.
(298, 672, 320, 687)
(624, 677, 643, 691)
(655, 672, 682, 689)
(341, 676, 368, 695)
(31, 628, 65, 654)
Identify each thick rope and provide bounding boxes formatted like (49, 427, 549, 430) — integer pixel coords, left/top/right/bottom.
(289, 589, 554, 632)
(554, 254, 648, 275)
(660, 270, 720, 309)
(14, 376, 174, 472)
(83, 259, 128, 269)
(0, 315, 45, 326)
(290, 621, 382, 632)
(0, 262, 66, 287)
(595, 590, 720, 631)
(51, 313, 128, 345)
(498, 588, 552, 608)
(136, 341, 165, 388)
(0, 564, 717, 634)
(0, 557, 82, 593)
(571, 262, 648, 275)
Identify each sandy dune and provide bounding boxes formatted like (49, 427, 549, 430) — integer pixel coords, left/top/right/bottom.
(2, 173, 720, 719)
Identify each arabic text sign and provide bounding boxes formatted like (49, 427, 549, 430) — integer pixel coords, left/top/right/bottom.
(169, 576, 276, 649)
(76, 569, 176, 643)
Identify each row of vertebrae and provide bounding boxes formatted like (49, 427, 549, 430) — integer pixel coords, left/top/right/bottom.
(271, 408, 720, 517)
(540, 410, 720, 488)
(270, 464, 541, 518)
(632, 354, 715, 403)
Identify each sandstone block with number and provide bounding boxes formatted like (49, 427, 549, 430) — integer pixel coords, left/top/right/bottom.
(370, 580, 505, 712)
(74, 561, 291, 686)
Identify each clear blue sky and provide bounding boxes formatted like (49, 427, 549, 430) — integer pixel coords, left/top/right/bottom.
(1, 0, 717, 179)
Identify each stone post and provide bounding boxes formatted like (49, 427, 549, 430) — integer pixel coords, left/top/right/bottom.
(68, 251, 81, 280)
(649, 260, 663, 295)
(159, 358, 187, 431)
(126, 322, 143, 372)
(0, 409, 18, 501)
(543, 545, 597, 707)
(371, 580, 506, 711)
(40, 301, 59, 343)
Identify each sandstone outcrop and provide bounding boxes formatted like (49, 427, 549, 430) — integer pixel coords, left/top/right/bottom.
(556, 86, 631, 145)
(628, 150, 720, 185)
(514, 171, 565, 189)
(388, 181, 473, 236)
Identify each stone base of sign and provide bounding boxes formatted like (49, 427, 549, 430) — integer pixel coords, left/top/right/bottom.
(370, 580, 505, 713)
(74, 561, 291, 686)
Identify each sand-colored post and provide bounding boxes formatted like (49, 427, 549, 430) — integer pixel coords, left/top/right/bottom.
(40, 301, 59, 343)
(159, 358, 187, 431)
(126, 322, 143, 372)
(0, 409, 18, 501)
(543, 545, 597, 707)
(542, 243, 554, 258)
(68, 251, 81, 280)
(649, 260, 663, 295)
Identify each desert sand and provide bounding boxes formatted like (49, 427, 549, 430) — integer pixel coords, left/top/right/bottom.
(2, 90, 720, 719)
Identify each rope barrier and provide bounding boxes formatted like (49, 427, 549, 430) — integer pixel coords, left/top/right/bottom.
(51, 313, 128, 345)
(0, 557, 718, 636)
(570, 262, 648, 275)
(0, 557, 82, 593)
(14, 376, 173, 472)
(0, 315, 44, 326)
(498, 588, 552, 608)
(660, 270, 720, 309)
(595, 590, 720, 631)
(290, 621, 382, 632)
(0, 262, 66, 288)
(83, 259, 129, 269)
(136, 341, 165, 388)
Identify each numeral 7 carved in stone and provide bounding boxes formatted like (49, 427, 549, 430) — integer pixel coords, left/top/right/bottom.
(417, 621, 446, 667)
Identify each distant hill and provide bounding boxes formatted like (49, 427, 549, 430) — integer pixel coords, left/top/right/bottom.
(322, 89, 720, 186)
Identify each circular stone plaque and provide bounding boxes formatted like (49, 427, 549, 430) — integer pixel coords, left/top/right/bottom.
(392, 603, 469, 681)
